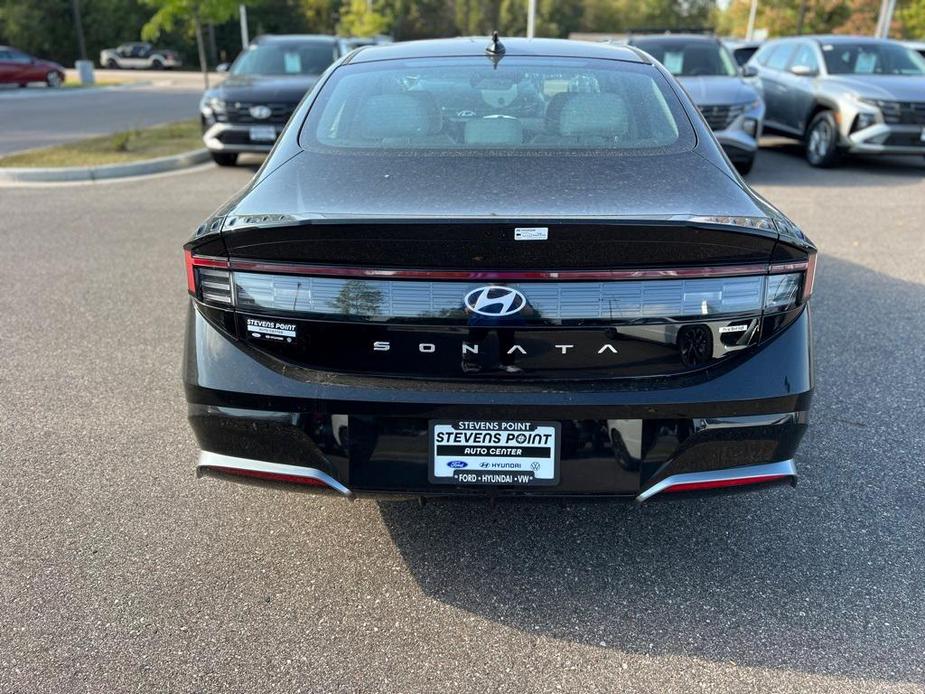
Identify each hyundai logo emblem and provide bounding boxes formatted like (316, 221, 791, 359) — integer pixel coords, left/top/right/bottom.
(249, 105, 272, 120)
(464, 286, 527, 317)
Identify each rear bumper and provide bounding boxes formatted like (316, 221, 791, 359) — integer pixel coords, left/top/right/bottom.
(185, 304, 813, 500)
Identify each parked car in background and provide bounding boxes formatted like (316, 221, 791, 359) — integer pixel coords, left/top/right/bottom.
(0, 46, 65, 87)
(629, 34, 764, 173)
(749, 36, 925, 166)
(184, 37, 815, 503)
(99, 42, 181, 69)
(724, 39, 763, 67)
(200, 34, 343, 166)
(340, 35, 393, 52)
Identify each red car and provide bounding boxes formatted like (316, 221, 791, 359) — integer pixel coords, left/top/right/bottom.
(0, 46, 65, 87)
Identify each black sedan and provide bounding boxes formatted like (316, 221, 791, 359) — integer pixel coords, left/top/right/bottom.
(184, 36, 816, 502)
(200, 34, 343, 166)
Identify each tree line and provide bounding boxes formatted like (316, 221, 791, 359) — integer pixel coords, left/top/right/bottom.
(1, 0, 922, 68)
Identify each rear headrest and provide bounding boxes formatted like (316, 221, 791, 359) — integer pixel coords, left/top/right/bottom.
(558, 93, 629, 138)
(464, 116, 523, 146)
(544, 92, 571, 133)
(357, 92, 442, 139)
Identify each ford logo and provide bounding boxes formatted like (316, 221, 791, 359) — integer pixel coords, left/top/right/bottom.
(249, 105, 272, 120)
(447, 460, 468, 469)
(464, 286, 527, 317)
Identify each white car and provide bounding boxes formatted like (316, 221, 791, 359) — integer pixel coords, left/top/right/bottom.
(99, 42, 181, 70)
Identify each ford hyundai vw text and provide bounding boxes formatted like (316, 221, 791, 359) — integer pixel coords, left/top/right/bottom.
(183, 36, 816, 502)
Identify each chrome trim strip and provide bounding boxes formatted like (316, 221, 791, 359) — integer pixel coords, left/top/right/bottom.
(769, 260, 809, 274)
(635, 459, 797, 503)
(189, 255, 230, 269)
(197, 451, 352, 496)
(693, 412, 801, 432)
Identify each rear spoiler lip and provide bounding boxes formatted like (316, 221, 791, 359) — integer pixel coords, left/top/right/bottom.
(219, 213, 781, 237)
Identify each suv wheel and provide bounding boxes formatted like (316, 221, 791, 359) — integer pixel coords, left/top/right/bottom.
(210, 152, 239, 167)
(106, 59, 118, 69)
(805, 111, 841, 168)
(151, 58, 164, 70)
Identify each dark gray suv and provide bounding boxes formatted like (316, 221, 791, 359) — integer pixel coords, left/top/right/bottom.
(749, 35, 925, 167)
(630, 34, 764, 174)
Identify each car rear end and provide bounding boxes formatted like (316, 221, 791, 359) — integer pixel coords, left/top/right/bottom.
(183, 41, 815, 502)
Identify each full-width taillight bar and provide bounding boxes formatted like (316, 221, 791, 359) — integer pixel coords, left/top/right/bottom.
(184, 254, 813, 283)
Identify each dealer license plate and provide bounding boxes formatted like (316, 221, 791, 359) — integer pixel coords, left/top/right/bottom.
(429, 420, 560, 486)
(249, 126, 277, 142)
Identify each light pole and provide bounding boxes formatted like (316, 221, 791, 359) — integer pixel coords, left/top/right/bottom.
(70, 0, 88, 61)
(239, 4, 249, 48)
(745, 0, 758, 40)
(527, 0, 536, 38)
(876, 0, 897, 37)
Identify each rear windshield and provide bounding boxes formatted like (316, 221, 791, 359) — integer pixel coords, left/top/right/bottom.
(632, 39, 738, 77)
(821, 42, 925, 75)
(300, 57, 694, 153)
(231, 41, 339, 76)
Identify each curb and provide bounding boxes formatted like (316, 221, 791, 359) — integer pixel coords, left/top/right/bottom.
(0, 148, 211, 183)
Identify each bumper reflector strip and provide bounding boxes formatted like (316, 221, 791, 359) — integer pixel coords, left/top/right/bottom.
(636, 459, 797, 502)
(197, 451, 352, 496)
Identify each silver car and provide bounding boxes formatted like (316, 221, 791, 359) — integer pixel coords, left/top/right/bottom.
(749, 35, 925, 167)
(630, 34, 765, 174)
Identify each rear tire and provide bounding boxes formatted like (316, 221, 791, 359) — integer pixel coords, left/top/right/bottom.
(151, 58, 164, 70)
(805, 111, 841, 168)
(105, 59, 118, 69)
(210, 152, 238, 167)
(734, 156, 755, 175)
(45, 71, 62, 88)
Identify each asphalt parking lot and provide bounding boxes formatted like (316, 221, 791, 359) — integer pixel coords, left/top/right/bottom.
(0, 75, 205, 154)
(1, 145, 924, 693)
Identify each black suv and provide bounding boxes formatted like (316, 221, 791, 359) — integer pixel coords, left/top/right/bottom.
(184, 37, 815, 502)
(199, 34, 343, 166)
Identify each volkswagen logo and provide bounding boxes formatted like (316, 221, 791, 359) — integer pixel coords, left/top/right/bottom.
(464, 286, 527, 317)
(249, 105, 272, 120)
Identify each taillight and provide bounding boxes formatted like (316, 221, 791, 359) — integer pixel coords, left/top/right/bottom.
(802, 253, 817, 302)
(184, 254, 816, 316)
(184, 251, 232, 304)
(766, 253, 816, 311)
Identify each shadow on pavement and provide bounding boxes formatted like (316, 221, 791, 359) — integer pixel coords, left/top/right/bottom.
(377, 255, 925, 684)
(749, 136, 925, 188)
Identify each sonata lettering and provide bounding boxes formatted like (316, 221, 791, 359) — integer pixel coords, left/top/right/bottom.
(370, 341, 618, 356)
